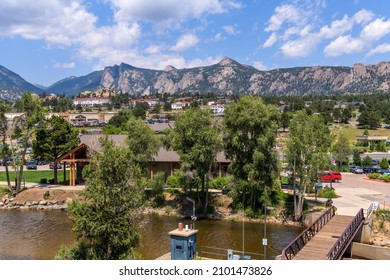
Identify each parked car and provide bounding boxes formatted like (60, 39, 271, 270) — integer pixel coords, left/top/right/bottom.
(320, 171, 342, 183)
(354, 167, 364, 174)
(363, 167, 374, 174)
(49, 162, 62, 169)
(26, 160, 37, 170)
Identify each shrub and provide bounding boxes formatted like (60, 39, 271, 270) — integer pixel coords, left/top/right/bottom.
(368, 173, 380, 180)
(383, 175, 390, 182)
(48, 178, 55, 184)
(166, 174, 182, 189)
(40, 178, 47, 184)
(210, 175, 233, 190)
(317, 188, 337, 198)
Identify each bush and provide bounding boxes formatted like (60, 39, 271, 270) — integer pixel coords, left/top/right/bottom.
(368, 173, 381, 180)
(317, 188, 338, 198)
(383, 175, 390, 182)
(40, 178, 47, 184)
(210, 176, 233, 190)
(166, 174, 182, 188)
(48, 178, 55, 184)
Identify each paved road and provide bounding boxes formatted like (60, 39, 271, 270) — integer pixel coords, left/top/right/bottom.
(332, 172, 390, 216)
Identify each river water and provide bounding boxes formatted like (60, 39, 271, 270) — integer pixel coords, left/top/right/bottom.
(0, 210, 303, 260)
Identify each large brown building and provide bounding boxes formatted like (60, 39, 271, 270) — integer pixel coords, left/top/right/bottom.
(58, 134, 230, 186)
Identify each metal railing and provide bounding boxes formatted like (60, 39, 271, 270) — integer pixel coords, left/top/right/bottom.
(198, 245, 263, 260)
(325, 208, 364, 260)
(281, 206, 336, 260)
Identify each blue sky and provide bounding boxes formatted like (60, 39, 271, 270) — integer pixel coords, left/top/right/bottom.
(1, 0, 390, 86)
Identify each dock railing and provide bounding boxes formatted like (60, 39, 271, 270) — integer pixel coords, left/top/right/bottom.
(325, 208, 364, 260)
(281, 206, 336, 260)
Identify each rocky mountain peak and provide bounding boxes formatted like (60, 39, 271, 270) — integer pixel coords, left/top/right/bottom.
(218, 56, 239, 66)
(164, 65, 177, 72)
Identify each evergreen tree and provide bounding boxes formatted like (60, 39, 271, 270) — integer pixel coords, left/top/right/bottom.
(33, 116, 80, 184)
(56, 138, 144, 260)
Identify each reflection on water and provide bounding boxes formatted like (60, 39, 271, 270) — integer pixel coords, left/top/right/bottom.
(0, 210, 75, 260)
(0, 211, 303, 260)
(138, 215, 303, 260)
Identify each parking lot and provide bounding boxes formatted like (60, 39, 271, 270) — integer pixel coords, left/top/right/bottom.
(332, 172, 390, 216)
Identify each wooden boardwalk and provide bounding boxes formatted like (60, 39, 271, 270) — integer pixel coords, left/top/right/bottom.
(293, 215, 355, 260)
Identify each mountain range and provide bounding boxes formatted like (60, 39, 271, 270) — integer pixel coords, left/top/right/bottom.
(1, 57, 390, 101)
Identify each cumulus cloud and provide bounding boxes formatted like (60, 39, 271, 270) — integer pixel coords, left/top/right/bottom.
(281, 35, 319, 58)
(171, 33, 200, 52)
(110, 0, 240, 27)
(265, 4, 302, 32)
(368, 43, 390, 56)
(324, 35, 364, 57)
(262, 2, 390, 60)
(360, 18, 390, 41)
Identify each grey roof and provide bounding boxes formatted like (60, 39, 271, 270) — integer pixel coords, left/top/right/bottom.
(80, 134, 127, 152)
(79, 134, 230, 163)
(148, 122, 174, 133)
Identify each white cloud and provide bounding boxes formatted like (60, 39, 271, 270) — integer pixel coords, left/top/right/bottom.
(265, 4, 302, 32)
(253, 61, 267, 70)
(360, 18, 390, 41)
(281, 35, 319, 58)
(319, 15, 353, 39)
(262, 32, 277, 48)
(110, 0, 240, 27)
(353, 9, 374, 24)
(171, 33, 200, 52)
(324, 35, 364, 57)
(53, 62, 76, 69)
(223, 25, 239, 35)
(368, 43, 390, 56)
(214, 32, 224, 41)
(145, 44, 165, 55)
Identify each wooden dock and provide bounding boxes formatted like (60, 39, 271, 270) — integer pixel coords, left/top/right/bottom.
(293, 215, 355, 260)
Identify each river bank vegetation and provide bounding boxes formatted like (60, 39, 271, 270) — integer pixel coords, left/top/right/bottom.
(2, 91, 390, 259)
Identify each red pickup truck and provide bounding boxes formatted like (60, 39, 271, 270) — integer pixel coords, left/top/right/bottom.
(320, 171, 342, 183)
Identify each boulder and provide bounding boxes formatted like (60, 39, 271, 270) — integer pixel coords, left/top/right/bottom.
(31, 201, 39, 205)
(39, 200, 48, 206)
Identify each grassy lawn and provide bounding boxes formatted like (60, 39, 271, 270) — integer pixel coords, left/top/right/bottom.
(338, 125, 390, 147)
(0, 170, 70, 184)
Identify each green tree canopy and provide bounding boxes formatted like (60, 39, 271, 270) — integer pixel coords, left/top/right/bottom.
(171, 107, 222, 213)
(380, 158, 389, 169)
(332, 132, 352, 167)
(286, 110, 331, 220)
(33, 115, 80, 183)
(223, 96, 280, 210)
(127, 116, 161, 173)
(57, 138, 144, 260)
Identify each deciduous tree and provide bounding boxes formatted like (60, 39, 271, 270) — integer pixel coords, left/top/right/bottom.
(223, 96, 280, 211)
(286, 110, 331, 221)
(171, 107, 222, 214)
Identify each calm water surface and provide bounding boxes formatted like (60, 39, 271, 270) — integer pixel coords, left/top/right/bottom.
(0, 210, 303, 260)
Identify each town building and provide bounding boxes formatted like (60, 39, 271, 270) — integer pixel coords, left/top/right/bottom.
(73, 97, 111, 107)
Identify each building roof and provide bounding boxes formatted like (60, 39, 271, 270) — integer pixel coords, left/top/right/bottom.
(78, 134, 230, 163)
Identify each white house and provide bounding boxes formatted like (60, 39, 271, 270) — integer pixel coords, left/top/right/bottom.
(209, 103, 225, 114)
(171, 101, 190, 110)
(73, 97, 111, 107)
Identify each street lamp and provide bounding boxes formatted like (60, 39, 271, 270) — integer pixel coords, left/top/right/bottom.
(263, 206, 274, 260)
